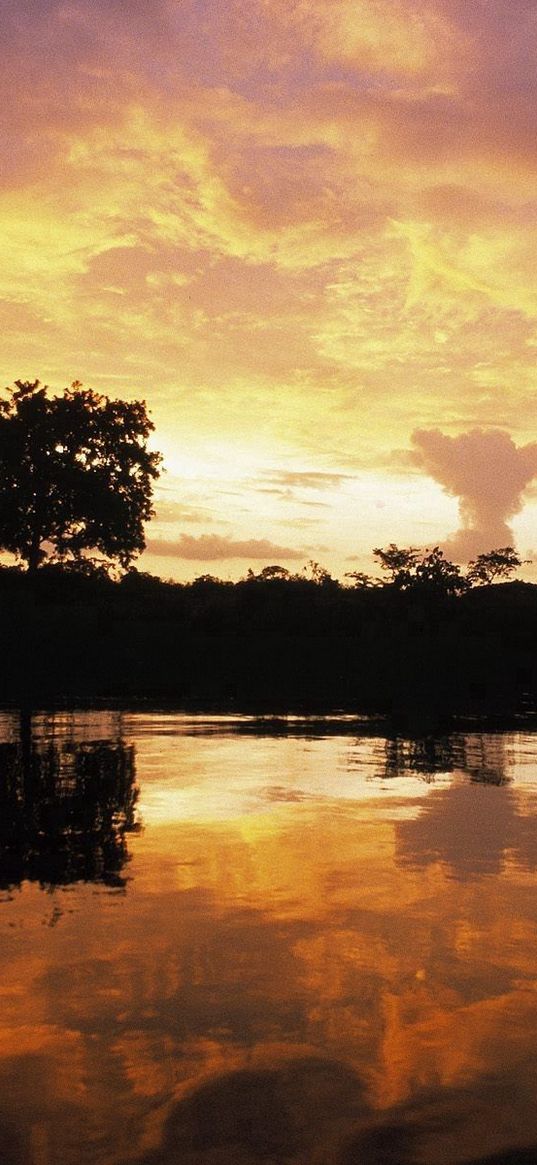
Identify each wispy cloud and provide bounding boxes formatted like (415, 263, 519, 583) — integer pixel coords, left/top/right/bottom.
(262, 470, 352, 490)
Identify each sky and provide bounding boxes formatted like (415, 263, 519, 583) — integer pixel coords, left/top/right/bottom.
(3, 0, 537, 580)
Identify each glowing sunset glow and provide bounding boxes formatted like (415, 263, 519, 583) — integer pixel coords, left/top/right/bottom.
(4, 0, 537, 578)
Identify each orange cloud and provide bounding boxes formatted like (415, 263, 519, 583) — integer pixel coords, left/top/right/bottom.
(146, 535, 304, 560)
(412, 428, 537, 560)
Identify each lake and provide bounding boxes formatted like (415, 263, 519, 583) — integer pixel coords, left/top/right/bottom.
(1, 711, 537, 1165)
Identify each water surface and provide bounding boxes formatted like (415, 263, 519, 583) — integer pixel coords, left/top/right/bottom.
(1, 712, 537, 1165)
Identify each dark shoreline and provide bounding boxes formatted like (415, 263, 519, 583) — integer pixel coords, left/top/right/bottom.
(2, 703, 537, 738)
(2, 566, 537, 729)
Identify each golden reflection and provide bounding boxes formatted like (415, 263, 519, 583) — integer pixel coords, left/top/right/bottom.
(0, 716, 537, 1163)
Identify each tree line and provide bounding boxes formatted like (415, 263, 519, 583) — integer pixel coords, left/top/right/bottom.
(237, 543, 526, 592)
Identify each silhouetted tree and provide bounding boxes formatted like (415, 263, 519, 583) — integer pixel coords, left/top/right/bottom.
(343, 571, 376, 588)
(0, 379, 161, 572)
(246, 565, 293, 582)
(373, 543, 420, 587)
(304, 560, 337, 586)
(373, 544, 467, 595)
(467, 546, 527, 586)
(413, 547, 468, 595)
(192, 574, 227, 586)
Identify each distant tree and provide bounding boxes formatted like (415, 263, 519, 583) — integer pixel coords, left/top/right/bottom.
(466, 547, 527, 586)
(304, 560, 337, 587)
(373, 543, 467, 595)
(343, 571, 376, 588)
(413, 547, 468, 595)
(372, 544, 421, 587)
(192, 573, 227, 587)
(0, 379, 161, 573)
(246, 565, 292, 583)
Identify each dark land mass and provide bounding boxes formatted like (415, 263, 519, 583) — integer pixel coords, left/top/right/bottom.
(1, 566, 537, 721)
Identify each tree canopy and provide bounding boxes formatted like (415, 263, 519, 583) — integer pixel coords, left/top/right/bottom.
(372, 543, 421, 586)
(372, 543, 468, 593)
(467, 547, 527, 586)
(0, 379, 161, 572)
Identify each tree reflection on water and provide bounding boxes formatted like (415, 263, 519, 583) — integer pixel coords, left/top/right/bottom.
(0, 718, 139, 889)
(381, 732, 510, 785)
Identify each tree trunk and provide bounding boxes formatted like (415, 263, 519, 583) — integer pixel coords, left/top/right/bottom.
(27, 531, 42, 574)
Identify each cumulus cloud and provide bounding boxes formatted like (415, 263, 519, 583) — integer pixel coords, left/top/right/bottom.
(145, 534, 303, 561)
(412, 428, 537, 560)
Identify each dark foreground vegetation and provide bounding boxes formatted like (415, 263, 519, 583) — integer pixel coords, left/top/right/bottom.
(1, 559, 537, 719)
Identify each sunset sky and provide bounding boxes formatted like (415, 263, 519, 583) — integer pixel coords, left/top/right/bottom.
(4, 0, 537, 580)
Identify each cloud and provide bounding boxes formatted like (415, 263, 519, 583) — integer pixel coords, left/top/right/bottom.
(412, 428, 537, 560)
(271, 0, 467, 83)
(145, 534, 303, 561)
(263, 470, 351, 489)
(255, 489, 329, 508)
(151, 501, 211, 523)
